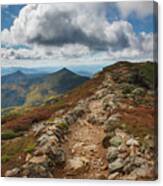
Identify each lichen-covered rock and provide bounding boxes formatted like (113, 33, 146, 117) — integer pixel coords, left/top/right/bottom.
(132, 87, 146, 96)
(5, 168, 20, 177)
(126, 138, 139, 146)
(109, 158, 124, 173)
(66, 156, 89, 175)
(106, 147, 119, 162)
(109, 136, 123, 147)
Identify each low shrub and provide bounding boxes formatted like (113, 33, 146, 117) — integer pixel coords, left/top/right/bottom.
(1, 130, 18, 140)
(1, 154, 10, 163)
(24, 143, 36, 153)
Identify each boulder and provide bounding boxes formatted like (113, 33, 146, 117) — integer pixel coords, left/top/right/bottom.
(108, 172, 120, 179)
(51, 148, 66, 165)
(5, 168, 20, 177)
(126, 138, 139, 146)
(106, 147, 119, 162)
(47, 147, 66, 165)
(65, 114, 75, 125)
(110, 136, 123, 147)
(67, 156, 89, 174)
(73, 104, 85, 117)
(132, 87, 146, 96)
(109, 159, 124, 173)
(29, 155, 47, 164)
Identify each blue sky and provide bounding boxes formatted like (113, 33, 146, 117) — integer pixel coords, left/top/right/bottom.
(1, 5, 26, 30)
(1, 2, 157, 67)
(1, 4, 155, 33)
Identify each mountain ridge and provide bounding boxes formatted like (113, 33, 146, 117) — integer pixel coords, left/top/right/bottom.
(1, 68, 89, 108)
(1, 61, 157, 180)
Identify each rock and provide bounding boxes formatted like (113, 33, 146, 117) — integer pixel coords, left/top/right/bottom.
(108, 113, 121, 123)
(106, 147, 119, 162)
(100, 164, 108, 171)
(110, 136, 123, 147)
(25, 164, 51, 178)
(118, 144, 128, 153)
(134, 157, 146, 166)
(118, 152, 128, 159)
(109, 159, 124, 173)
(37, 134, 50, 146)
(145, 138, 154, 149)
(51, 148, 66, 165)
(73, 142, 85, 149)
(29, 155, 47, 164)
(95, 173, 107, 179)
(108, 172, 120, 179)
(122, 156, 143, 173)
(83, 144, 97, 152)
(65, 114, 75, 125)
(33, 123, 45, 136)
(67, 156, 89, 174)
(73, 104, 85, 117)
(121, 174, 137, 180)
(132, 87, 145, 96)
(87, 115, 97, 124)
(129, 165, 154, 179)
(126, 138, 139, 146)
(25, 153, 32, 162)
(5, 168, 20, 177)
(115, 128, 129, 140)
(47, 130, 54, 136)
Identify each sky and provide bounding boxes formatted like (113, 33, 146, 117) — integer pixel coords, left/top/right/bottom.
(1, 2, 157, 67)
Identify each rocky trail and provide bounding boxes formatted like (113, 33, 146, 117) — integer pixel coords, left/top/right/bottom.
(3, 62, 157, 180)
(54, 118, 108, 179)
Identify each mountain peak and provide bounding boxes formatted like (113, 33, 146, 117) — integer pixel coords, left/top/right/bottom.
(14, 70, 25, 76)
(55, 67, 76, 75)
(60, 67, 72, 72)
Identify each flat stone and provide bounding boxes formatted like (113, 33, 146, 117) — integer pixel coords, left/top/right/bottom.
(126, 138, 139, 146)
(5, 168, 20, 177)
(108, 172, 120, 179)
(29, 155, 47, 164)
(67, 156, 89, 174)
(106, 147, 119, 162)
(109, 159, 124, 173)
(110, 136, 123, 147)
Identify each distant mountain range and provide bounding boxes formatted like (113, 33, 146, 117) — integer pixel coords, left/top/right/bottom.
(1, 68, 89, 108)
(1, 65, 104, 77)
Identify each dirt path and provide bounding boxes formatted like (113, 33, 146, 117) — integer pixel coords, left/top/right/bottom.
(54, 118, 108, 179)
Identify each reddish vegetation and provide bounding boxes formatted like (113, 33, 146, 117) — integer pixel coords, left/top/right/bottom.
(3, 69, 105, 132)
(120, 106, 155, 129)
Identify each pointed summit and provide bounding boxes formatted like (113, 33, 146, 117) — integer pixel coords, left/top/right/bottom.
(14, 70, 25, 76)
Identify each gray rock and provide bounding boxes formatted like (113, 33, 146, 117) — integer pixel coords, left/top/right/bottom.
(5, 168, 20, 177)
(48, 148, 66, 165)
(66, 156, 89, 174)
(29, 155, 47, 164)
(109, 159, 124, 173)
(110, 136, 123, 147)
(106, 147, 119, 162)
(132, 87, 145, 96)
(65, 114, 75, 125)
(126, 138, 139, 146)
(73, 104, 85, 117)
(108, 172, 120, 179)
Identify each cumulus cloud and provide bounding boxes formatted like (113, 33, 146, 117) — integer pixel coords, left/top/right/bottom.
(116, 1, 153, 18)
(1, 3, 155, 62)
(1, 4, 138, 51)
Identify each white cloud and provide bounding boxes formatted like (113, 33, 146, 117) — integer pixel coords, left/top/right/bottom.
(1, 3, 155, 63)
(116, 1, 153, 18)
